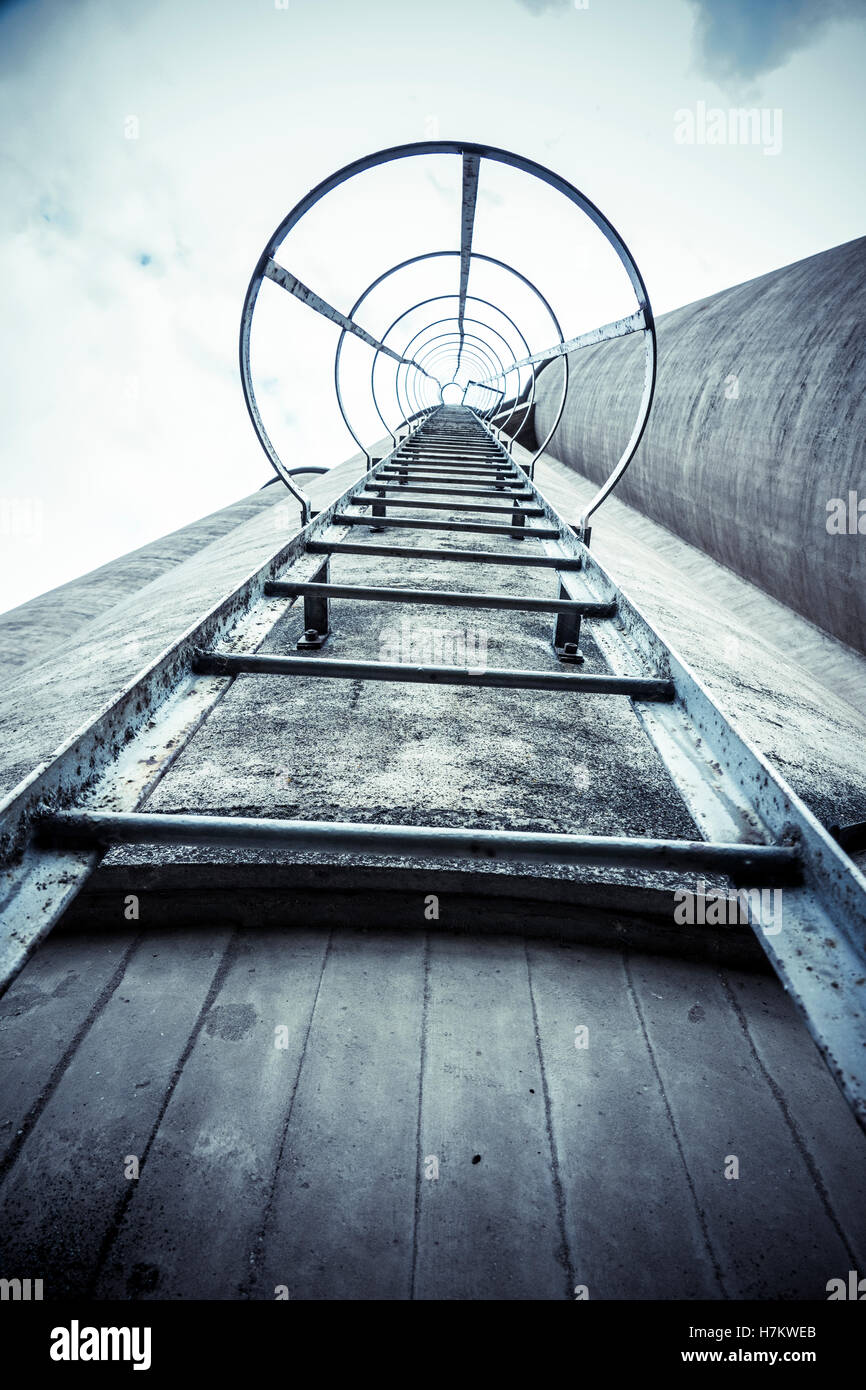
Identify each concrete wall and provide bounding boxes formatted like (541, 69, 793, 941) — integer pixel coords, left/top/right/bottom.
(532, 237, 866, 655)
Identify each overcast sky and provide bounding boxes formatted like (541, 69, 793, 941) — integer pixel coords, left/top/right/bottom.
(1, 0, 864, 613)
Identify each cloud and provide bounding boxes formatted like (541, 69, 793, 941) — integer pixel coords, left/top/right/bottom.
(515, 0, 573, 14)
(686, 0, 866, 82)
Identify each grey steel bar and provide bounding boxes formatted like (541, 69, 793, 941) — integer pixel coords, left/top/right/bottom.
(376, 471, 522, 486)
(300, 556, 330, 641)
(475, 309, 646, 379)
(403, 439, 498, 447)
(382, 454, 513, 463)
(402, 448, 498, 457)
(384, 469, 516, 479)
(375, 482, 524, 493)
(40, 810, 800, 884)
(333, 514, 560, 539)
(365, 484, 534, 499)
(306, 541, 582, 568)
(455, 152, 480, 382)
(398, 459, 503, 469)
(553, 578, 581, 653)
(394, 448, 506, 457)
(382, 461, 515, 472)
(348, 498, 544, 516)
(263, 259, 430, 374)
(264, 580, 617, 617)
(192, 649, 673, 699)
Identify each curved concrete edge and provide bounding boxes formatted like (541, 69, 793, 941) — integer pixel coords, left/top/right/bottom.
(0, 445, 377, 798)
(533, 237, 866, 655)
(518, 435, 866, 845)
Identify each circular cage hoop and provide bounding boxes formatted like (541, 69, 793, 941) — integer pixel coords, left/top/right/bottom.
(333, 248, 565, 464)
(373, 292, 536, 444)
(346, 255, 556, 455)
(239, 141, 656, 530)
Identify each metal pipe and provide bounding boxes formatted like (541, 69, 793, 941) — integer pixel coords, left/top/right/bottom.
(39, 810, 800, 885)
(376, 467, 520, 480)
(345, 498, 544, 516)
(192, 649, 673, 699)
(364, 485, 534, 499)
(305, 540, 582, 567)
(264, 580, 616, 616)
(385, 466, 510, 474)
(333, 514, 560, 538)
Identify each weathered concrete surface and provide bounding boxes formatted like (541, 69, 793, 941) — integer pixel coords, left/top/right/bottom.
(0, 927, 233, 1298)
(94, 928, 333, 1301)
(2, 429, 862, 839)
(247, 929, 426, 1301)
(533, 236, 866, 654)
(525, 444, 866, 839)
(0, 452, 369, 799)
(1, 426, 864, 925)
(73, 436, 866, 901)
(1, 924, 864, 1299)
(1, 417, 865, 1300)
(0, 489, 281, 680)
(65, 865, 771, 970)
(105, 517, 700, 855)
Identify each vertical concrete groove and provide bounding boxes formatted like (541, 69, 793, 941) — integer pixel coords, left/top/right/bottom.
(718, 967, 858, 1267)
(409, 929, 430, 1302)
(86, 929, 241, 1296)
(0, 931, 144, 1188)
(242, 928, 333, 1297)
(622, 951, 729, 1297)
(524, 941, 576, 1299)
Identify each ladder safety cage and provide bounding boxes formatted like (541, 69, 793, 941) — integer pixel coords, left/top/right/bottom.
(0, 144, 864, 1142)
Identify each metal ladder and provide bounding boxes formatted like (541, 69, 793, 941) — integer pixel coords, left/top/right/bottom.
(1, 404, 865, 1130)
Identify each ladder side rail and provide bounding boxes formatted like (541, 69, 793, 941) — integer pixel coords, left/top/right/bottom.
(0, 420, 431, 984)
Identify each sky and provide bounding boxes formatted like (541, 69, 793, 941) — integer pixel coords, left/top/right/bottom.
(1, 0, 864, 613)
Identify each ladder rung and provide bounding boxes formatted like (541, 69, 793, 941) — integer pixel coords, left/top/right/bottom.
(400, 460, 501, 468)
(378, 464, 517, 471)
(40, 809, 800, 884)
(384, 457, 513, 466)
(376, 467, 518, 479)
(346, 497, 544, 516)
(192, 649, 674, 699)
(365, 485, 534, 499)
(333, 513, 560, 539)
(401, 445, 499, 453)
(376, 473, 523, 487)
(307, 541, 582, 568)
(264, 580, 616, 616)
(402, 452, 499, 461)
